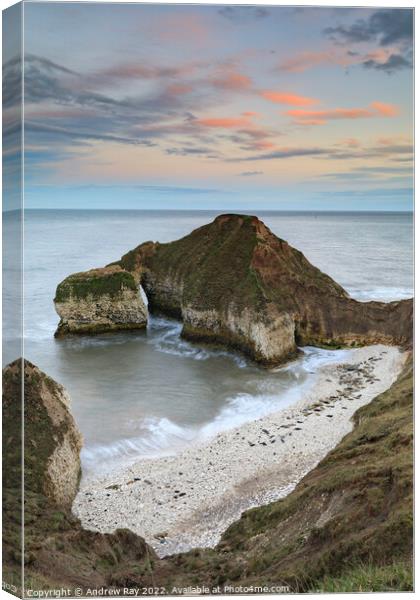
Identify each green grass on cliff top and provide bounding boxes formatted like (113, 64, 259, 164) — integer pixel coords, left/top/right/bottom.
(55, 268, 137, 302)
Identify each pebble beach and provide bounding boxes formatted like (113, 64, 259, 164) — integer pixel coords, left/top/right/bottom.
(73, 344, 406, 557)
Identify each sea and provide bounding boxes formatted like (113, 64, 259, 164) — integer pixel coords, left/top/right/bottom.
(2, 210, 413, 479)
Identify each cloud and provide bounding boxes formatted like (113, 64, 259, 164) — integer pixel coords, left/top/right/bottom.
(370, 101, 399, 117)
(260, 91, 318, 106)
(25, 121, 156, 146)
(193, 112, 278, 152)
(210, 70, 252, 91)
(324, 9, 413, 46)
(278, 50, 350, 73)
(277, 45, 411, 75)
(228, 136, 413, 163)
(239, 171, 263, 176)
(362, 53, 412, 73)
(91, 61, 200, 86)
(287, 101, 399, 125)
(231, 147, 330, 162)
(196, 116, 253, 129)
(322, 9, 413, 74)
(165, 146, 220, 158)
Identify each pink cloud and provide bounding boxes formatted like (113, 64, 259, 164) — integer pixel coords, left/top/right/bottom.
(211, 70, 252, 91)
(261, 91, 319, 106)
(370, 101, 399, 117)
(278, 47, 400, 74)
(287, 102, 399, 124)
(196, 116, 252, 129)
(194, 113, 278, 151)
(278, 50, 351, 73)
(251, 140, 276, 150)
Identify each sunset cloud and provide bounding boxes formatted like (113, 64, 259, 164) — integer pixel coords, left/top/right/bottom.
(196, 116, 252, 129)
(287, 102, 399, 124)
(278, 45, 411, 75)
(261, 90, 318, 106)
(211, 70, 252, 91)
(278, 50, 350, 73)
(370, 101, 399, 116)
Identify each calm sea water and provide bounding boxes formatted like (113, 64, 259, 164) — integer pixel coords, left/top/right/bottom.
(3, 210, 413, 478)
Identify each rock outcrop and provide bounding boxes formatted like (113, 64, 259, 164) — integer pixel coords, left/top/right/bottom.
(116, 214, 412, 365)
(3, 359, 82, 507)
(54, 265, 147, 337)
(2, 360, 156, 593)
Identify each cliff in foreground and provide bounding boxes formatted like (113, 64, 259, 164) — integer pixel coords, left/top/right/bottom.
(2, 357, 413, 594)
(2, 360, 155, 594)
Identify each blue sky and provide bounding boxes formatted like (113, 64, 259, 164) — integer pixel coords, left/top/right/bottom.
(3, 3, 414, 210)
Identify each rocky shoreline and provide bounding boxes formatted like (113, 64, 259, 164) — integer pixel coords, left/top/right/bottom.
(73, 344, 405, 557)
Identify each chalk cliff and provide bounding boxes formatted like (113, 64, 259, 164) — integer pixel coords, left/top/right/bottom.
(54, 265, 147, 337)
(3, 359, 82, 507)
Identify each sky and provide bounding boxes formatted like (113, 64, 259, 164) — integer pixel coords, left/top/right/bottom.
(3, 2, 414, 210)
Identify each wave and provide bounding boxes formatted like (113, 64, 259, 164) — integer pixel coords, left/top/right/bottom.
(146, 316, 248, 367)
(81, 416, 196, 475)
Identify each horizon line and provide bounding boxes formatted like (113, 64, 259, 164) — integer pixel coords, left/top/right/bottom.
(3, 208, 414, 214)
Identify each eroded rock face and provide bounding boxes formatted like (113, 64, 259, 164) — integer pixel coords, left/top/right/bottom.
(2, 360, 156, 591)
(54, 265, 147, 337)
(3, 359, 82, 507)
(117, 214, 412, 365)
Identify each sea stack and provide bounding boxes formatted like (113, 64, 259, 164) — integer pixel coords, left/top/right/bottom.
(54, 214, 413, 365)
(54, 265, 147, 337)
(117, 214, 412, 365)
